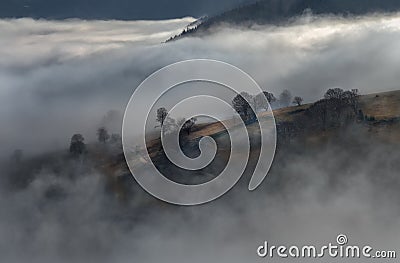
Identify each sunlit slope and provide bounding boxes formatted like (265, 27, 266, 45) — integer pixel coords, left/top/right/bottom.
(187, 90, 400, 140)
(358, 90, 400, 120)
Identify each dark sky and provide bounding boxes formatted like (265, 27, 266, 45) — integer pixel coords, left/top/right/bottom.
(0, 0, 254, 20)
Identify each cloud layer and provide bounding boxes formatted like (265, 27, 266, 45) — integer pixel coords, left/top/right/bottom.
(1, 13, 400, 263)
(2, 14, 400, 156)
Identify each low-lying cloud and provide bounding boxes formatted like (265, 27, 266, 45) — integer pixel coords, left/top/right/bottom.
(1, 128, 399, 263)
(1, 13, 400, 263)
(2, 13, 400, 156)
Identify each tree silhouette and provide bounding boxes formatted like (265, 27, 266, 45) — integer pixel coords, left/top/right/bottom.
(263, 91, 276, 103)
(324, 88, 344, 100)
(156, 107, 168, 127)
(69, 134, 86, 156)
(293, 96, 304, 106)
(182, 117, 197, 135)
(232, 92, 254, 120)
(97, 127, 110, 143)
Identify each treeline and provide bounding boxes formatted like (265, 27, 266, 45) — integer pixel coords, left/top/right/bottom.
(154, 89, 303, 137)
(69, 127, 122, 157)
(155, 107, 198, 136)
(277, 87, 361, 142)
(231, 89, 304, 122)
(9, 87, 362, 161)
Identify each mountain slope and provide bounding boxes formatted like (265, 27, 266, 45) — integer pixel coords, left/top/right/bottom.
(185, 90, 400, 141)
(168, 0, 400, 40)
(4, 89, 399, 203)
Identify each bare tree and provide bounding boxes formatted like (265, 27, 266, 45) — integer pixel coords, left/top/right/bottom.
(70, 134, 86, 156)
(279, 89, 292, 107)
(156, 107, 168, 127)
(97, 127, 110, 143)
(292, 96, 304, 106)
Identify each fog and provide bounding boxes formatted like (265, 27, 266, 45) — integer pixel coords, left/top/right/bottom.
(1, 13, 400, 263)
(1, 127, 399, 263)
(2, 14, 400, 157)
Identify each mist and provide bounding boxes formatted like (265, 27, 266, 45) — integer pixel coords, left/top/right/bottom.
(1, 126, 399, 263)
(1, 12, 400, 263)
(2, 13, 400, 157)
